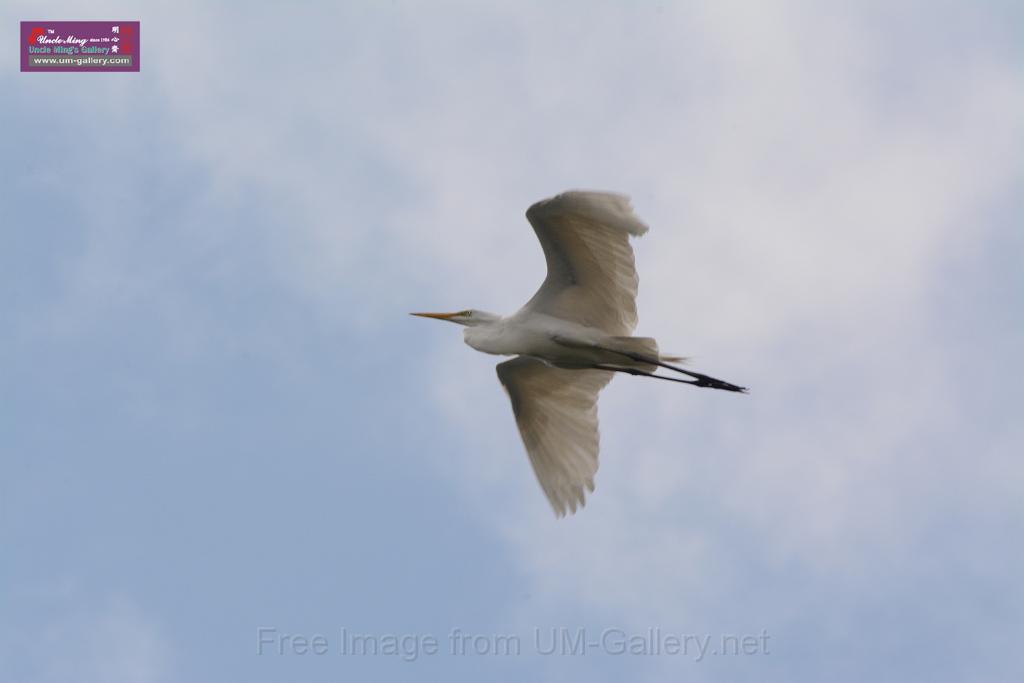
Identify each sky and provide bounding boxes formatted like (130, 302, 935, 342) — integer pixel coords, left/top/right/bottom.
(2, 1, 1023, 681)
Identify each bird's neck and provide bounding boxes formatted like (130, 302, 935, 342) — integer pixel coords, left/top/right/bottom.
(463, 319, 513, 356)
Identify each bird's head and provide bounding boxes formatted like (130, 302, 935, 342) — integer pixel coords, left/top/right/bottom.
(410, 309, 499, 327)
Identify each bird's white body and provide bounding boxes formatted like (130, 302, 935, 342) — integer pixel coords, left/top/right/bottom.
(463, 313, 608, 367)
(413, 190, 745, 517)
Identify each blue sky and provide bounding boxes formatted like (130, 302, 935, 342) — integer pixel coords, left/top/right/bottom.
(3, 1, 1023, 681)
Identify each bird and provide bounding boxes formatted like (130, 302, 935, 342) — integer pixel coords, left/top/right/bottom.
(412, 190, 746, 517)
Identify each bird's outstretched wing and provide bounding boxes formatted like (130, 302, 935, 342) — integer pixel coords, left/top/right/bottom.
(521, 191, 649, 336)
(496, 356, 614, 516)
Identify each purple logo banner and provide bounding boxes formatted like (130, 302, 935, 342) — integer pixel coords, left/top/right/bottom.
(21, 21, 140, 72)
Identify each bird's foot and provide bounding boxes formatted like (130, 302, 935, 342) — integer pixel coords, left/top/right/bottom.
(691, 375, 748, 393)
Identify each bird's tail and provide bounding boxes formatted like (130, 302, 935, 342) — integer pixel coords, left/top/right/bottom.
(608, 336, 689, 366)
(604, 337, 660, 373)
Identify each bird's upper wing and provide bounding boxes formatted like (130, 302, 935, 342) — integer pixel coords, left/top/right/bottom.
(496, 356, 614, 516)
(520, 191, 649, 336)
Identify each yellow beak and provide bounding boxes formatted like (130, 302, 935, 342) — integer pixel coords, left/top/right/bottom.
(410, 311, 459, 320)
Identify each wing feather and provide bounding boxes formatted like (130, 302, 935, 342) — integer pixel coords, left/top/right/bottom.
(521, 191, 648, 336)
(496, 356, 614, 516)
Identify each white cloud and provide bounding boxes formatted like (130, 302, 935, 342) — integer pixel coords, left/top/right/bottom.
(391, 0, 1024, 647)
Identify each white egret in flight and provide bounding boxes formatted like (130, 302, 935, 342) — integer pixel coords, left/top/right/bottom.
(413, 191, 746, 516)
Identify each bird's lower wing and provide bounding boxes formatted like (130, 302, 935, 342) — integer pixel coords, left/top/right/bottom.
(496, 356, 614, 517)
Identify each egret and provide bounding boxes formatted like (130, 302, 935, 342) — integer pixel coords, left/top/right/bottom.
(413, 191, 746, 516)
